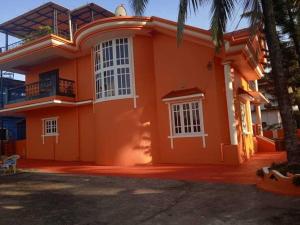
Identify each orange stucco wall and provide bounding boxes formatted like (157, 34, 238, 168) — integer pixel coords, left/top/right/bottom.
(17, 28, 259, 166)
(152, 33, 235, 164)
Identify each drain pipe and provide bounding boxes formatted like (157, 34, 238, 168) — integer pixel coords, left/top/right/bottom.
(220, 143, 224, 162)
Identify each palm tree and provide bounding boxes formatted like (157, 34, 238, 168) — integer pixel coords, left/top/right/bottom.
(273, 0, 300, 65)
(129, 0, 300, 163)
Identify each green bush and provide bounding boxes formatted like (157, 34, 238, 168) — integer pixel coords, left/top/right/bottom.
(293, 176, 300, 186)
(256, 168, 265, 178)
(270, 162, 289, 175)
(295, 111, 300, 129)
(24, 26, 53, 42)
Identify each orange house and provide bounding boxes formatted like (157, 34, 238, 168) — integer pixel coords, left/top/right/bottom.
(0, 2, 268, 166)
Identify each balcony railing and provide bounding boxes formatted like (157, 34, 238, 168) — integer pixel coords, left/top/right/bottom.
(0, 29, 70, 53)
(5, 78, 75, 105)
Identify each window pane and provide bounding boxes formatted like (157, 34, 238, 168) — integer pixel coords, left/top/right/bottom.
(192, 102, 201, 132)
(172, 104, 182, 134)
(96, 72, 102, 99)
(117, 67, 131, 95)
(116, 38, 129, 66)
(102, 40, 113, 68)
(103, 70, 115, 97)
(182, 103, 192, 133)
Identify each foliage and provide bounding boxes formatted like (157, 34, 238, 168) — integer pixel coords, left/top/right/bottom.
(293, 176, 300, 186)
(24, 26, 53, 42)
(259, 0, 300, 128)
(270, 161, 300, 176)
(256, 168, 265, 177)
(264, 123, 282, 130)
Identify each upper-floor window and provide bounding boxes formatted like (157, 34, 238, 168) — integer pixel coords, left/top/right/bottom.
(94, 38, 133, 101)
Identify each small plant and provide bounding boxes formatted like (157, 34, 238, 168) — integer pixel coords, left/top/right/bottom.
(270, 162, 288, 175)
(268, 162, 300, 187)
(256, 168, 265, 178)
(24, 26, 53, 42)
(293, 176, 300, 186)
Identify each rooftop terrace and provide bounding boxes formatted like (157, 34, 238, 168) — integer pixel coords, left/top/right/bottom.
(0, 2, 114, 52)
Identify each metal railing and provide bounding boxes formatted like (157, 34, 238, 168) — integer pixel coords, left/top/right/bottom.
(0, 29, 71, 53)
(5, 78, 75, 104)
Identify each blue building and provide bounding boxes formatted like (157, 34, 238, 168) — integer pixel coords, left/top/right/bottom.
(0, 75, 26, 142)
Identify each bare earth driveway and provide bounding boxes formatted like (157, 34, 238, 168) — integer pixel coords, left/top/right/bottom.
(1, 152, 300, 225)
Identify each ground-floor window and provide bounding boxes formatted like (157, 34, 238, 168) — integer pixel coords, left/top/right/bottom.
(43, 118, 58, 136)
(171, 101, 203, 136)
(164, 95, 207, 149)
(42, 117, 59, 144)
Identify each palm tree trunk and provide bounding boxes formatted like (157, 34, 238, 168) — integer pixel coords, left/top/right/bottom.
(261, 0, 299, 164)
(286, 0, 300, 65)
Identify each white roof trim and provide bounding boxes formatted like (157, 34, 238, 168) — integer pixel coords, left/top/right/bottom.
(0, 99, 93, 113)
(162, 93, 204, 102)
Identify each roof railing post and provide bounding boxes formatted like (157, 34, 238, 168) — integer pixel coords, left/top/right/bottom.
(91, 9, 94, 22)
(53, 9, 58, 35)
(68, 12, 73, 42)
(5, 32, 8, 51)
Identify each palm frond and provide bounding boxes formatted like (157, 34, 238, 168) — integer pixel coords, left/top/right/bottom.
(242, 0, 263, 34)
(129, 0, 149, 16)
(210, 0, 236, 50)
(177, 0, 208, 45)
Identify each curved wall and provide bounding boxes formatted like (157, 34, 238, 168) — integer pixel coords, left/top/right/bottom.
(93, 35, 159, 166)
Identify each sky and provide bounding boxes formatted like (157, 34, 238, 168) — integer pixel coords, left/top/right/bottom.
(0, 0, 248, 80)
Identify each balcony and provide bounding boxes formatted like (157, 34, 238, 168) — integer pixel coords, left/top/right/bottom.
(0, 2, 114, 55)
(5, 78, 75, 105)
(0, 29, 70, 54)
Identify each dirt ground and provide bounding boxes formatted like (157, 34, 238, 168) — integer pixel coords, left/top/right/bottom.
(0, 172, 300, 225)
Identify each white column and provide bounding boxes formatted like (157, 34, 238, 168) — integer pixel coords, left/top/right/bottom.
(223, 61, 238, 145)
(254, 80, 263, 135)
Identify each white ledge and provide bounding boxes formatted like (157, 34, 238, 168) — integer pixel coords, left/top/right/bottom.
(163, 93, 204, 102)
(168, 133, 208, 139)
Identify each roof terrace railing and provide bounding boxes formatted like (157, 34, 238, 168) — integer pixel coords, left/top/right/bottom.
(0, 28, 70, 53)
(5, 77, 75, 105)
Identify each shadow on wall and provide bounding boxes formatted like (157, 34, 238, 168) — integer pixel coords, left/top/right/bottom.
(99, 102, 155, 166)
(236, 110, 254, 162)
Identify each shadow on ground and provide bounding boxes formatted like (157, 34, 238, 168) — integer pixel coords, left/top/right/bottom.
(0, 172, 299, 225)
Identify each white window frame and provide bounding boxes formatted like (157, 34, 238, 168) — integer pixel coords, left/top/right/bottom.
(171, 102, 203, 137)
(93, 37, 137, 107)
(41, 117, 59, 144)
(164, 96, 207, 149)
